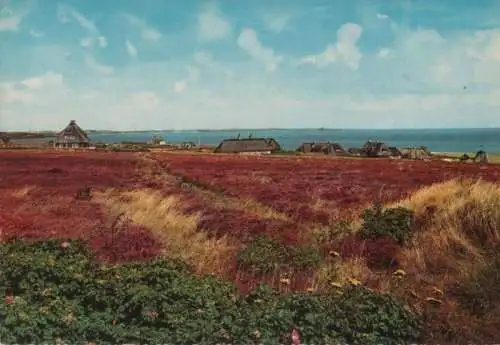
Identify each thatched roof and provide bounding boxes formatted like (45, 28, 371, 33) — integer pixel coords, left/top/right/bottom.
(214, 138, 281, 153)
(388, 147, 402, 157)
(55, 120, 89, 144)
(400, 146, 432, 160)
(362, 140, 391, 157)
(0, 133, 10, 145)
(297, 142, 347, 155)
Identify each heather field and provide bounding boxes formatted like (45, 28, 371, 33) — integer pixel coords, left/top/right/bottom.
(1, 151, 500, 344)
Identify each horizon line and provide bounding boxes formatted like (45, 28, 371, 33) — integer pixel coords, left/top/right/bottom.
(4, 126, 500, 133)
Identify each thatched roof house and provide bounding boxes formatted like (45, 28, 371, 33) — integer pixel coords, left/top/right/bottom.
(214, 138, 281, 154)
(0, 133, 10, 147)
(54, 120, 90, 149)
(361, 140, 392, 157)
(297, 142, 347, 156)
(473, 150, 488, 164)
(388, 147, 402, 157)
(400, 146, 432, 160)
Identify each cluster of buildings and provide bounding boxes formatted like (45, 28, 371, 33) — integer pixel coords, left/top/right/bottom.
(214, 136, 434, 160)
(0, 120, 489, 163)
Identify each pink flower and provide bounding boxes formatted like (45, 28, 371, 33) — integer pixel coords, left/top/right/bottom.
(291, 328, 300, 345)
(61, 241, 70, 248)
(5, 295, 14, 305)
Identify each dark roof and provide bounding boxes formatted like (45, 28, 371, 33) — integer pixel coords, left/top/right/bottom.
(214, 138, 281, 153)
(55, 120, 89, 143)
(388, 146, 402, 156)
(297, 142, 347, 155)
(362, 140, 391, 156)
(0, 133, 10, 144)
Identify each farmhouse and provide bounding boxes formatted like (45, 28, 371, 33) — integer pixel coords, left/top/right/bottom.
(400, 146, 432, 160)
(0, 134, 10, 147)
(54, 120, 91, 149)
(474, 150, 488, 163)
(297, 142, 348, 156)
(214, 137, 281, 154)
(361, 140, 392, 157)
(388, 147, 402, 157)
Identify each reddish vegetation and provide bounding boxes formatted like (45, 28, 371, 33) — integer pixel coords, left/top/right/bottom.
(158, 153, 500, 224)
(327, 233, 401, 269)
(3, 151, 500, 265)
(0, 151, 161, 262)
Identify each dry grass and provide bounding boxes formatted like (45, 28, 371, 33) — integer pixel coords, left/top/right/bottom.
(314, 257, 376, 290)
(391, 178, 500, 282)
(95, 189, 237, 275)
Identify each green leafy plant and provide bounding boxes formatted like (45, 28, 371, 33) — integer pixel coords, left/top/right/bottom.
(360, 202, 415, 245)
(0, 238, 423, 345)
(236, 236, 322, 273)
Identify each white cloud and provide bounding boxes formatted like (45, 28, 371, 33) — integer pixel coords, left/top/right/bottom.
(193, 51, 233, 78)
(125, 40, 138, 58)
(85, 55, 114, 75)
(29, 29, 44, 38)
(123, 14, 162, 41)
(57, 4, 70, 23)
(377, 48, 391, 58)
(0, 16, 22, 31)
(71, 9, 98, 34)
(194, 51, 212, 65)
(21, 72, 64, 90)
(80, 37, 93, 47)
(172, 64, 202, 93)
(376, 13, 389, 20)
(80, 36, 108, 48)
(263, 13, 291, 33)
(174, 80, 187, 93)
(299, 22, 363, 70)
(0, 83, 34, 103)
(237, 28, 283, 71)
(142, 28, 162, 41)
(197, 2, 231, 41)
(57, 4, 107, 50)
(57, 4, 98, 34)
(97, 36, 108, 47)
(0, 6, 27, 31)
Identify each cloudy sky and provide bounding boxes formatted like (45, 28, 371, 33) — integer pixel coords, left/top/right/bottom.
(1, 0, 500, 131)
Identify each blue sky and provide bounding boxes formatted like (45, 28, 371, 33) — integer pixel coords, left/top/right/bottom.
(1, 0, 500, 131)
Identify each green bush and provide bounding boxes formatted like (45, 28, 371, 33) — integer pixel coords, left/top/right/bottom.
(0, 238, 423, 344)
(228, 283, 423, 345)
(360, 202, 415, 245)
(236, 236, 322, 273)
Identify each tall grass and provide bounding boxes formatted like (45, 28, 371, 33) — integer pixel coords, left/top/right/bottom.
(391, 178, 500, 282)
(95, 189, 237, 275)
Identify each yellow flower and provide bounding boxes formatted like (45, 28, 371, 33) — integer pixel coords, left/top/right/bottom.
(347, 278, 361, 286)
(280, 278, 291, 285)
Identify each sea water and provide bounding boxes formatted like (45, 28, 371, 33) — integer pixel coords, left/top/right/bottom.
(88, 128, 500, 153)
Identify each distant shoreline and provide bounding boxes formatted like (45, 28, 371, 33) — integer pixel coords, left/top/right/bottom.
(3, 127, 500, 138)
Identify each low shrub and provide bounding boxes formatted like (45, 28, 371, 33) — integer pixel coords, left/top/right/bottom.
(0, 238, 423, 344)
(360, 201, 415, 245)
(330, 233, 401, 269)
(453, 251, 500, 316)
(236, 236, 322, 273)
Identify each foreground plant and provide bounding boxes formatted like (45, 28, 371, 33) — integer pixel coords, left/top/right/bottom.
(0, 238, 423, 345)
